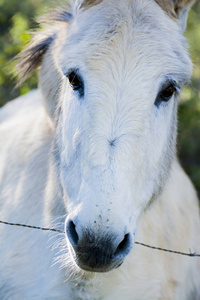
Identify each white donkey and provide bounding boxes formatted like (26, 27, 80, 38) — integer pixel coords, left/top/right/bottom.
(0, 0, 200, 299)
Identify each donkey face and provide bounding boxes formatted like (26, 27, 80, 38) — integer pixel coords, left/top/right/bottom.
(17, 0, 193, 273)
(54, 0, 192, 272)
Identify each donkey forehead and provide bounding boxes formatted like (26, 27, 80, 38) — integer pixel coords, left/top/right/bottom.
(59, 0, 191, 82)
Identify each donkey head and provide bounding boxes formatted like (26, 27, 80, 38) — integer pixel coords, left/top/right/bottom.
(17, 0, 194, 273)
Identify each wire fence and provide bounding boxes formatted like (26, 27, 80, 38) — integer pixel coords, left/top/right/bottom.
(0, 220, 199, 257)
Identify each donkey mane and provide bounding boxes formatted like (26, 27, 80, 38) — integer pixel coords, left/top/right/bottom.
(16, 0, 194, 84)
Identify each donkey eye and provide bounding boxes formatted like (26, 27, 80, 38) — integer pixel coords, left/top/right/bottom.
(67, 70, 84, 97)
(160, 85, 176, 102)
(155, 82, 177, 107)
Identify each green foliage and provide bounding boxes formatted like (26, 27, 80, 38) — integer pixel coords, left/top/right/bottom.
(178, 1, 200, 195)
(0, 0, 47, 106)
(0, 0, 200, 194)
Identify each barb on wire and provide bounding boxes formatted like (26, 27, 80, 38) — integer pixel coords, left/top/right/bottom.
(134, 242, 199, 257)
(0, 220, 199, 257)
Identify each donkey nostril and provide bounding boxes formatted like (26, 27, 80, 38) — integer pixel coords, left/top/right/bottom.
(114, 233, 131, 257)
(66, 220, 79, 247)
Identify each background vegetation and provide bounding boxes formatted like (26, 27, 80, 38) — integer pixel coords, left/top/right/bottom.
(0, 0, 200, 196)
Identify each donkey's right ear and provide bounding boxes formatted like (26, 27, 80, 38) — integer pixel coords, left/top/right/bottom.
(155, 0, 195, 32)
(16, 32, 56, 85)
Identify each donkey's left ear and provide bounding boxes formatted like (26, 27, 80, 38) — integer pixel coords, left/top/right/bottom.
(15, 32, 56, 85)
(155, 0, 195, 32)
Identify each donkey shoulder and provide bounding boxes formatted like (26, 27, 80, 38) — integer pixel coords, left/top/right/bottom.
(0, 90, 52, 156)
(0, 90, 52, 212)
(0, 90, 41, 124)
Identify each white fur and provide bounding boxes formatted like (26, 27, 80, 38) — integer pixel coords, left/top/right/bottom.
(0, 0, 200, 299)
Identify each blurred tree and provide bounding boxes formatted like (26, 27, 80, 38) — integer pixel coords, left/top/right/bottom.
(0, 0, 200, 195)
(178, 1, 200, 197)
(0, 0, 48, 106)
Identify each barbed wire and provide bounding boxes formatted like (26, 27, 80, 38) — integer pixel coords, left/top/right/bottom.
(134, 242, 199, 257)
(0, 220, 64, 233)
(0, 220, 199, 257)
